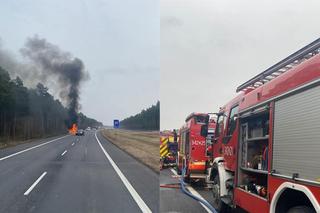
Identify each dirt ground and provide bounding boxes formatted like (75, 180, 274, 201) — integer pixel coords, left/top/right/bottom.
(101, 129, 159, 173)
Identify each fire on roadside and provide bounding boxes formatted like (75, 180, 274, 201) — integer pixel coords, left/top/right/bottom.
(69, 123, 78, 135)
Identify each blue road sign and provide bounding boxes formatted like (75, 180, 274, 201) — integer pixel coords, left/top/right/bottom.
(113, 120, 120, 129)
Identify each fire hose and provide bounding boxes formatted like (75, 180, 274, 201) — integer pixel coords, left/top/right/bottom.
(180, 167, 218, 213)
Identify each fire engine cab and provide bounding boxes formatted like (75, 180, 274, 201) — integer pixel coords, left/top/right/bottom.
(177, 113, 214, 182)
(202, 38, 320, 213)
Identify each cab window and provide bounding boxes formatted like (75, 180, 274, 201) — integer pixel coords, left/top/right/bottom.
(226, 105, 239, 136)
(215, 114, 225, 137)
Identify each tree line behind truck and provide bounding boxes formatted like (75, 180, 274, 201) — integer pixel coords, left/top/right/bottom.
(176, 38, 320, 213)
(120, 101, 159, 131)
(0, 66, 102, 144)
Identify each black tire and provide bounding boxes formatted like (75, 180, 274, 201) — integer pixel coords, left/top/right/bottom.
(212, 172, 228, 212)
(287, 206, 315, 213)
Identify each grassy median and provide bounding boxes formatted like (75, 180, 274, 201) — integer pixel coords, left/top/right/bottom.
(101, 129, 159, 173)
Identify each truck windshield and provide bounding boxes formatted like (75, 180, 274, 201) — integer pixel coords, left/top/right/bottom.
(195, 115, 207, 124)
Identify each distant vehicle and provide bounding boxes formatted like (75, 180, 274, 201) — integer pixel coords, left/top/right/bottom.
(86, 127, 91, 131)
(76, 129, 85, 136)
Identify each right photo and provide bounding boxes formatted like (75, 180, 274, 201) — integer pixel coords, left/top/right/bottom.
(160, 1, 320, 213)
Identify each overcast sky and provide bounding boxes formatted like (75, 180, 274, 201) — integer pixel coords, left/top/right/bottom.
(161, 0, 320, 130)
(0, 0, 159, 125)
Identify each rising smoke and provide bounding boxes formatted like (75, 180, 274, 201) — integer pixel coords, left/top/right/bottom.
(0, 35, 89, 128)
(20, 36, 89, 127)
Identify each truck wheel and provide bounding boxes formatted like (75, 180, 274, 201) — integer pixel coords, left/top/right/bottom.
(287, 206, 315, 213)
(212, 174, 228, 212)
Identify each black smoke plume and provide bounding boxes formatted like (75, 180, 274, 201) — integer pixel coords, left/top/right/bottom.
(20, 36, 88, 128)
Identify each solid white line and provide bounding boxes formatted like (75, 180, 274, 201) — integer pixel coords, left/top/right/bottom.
(72, 142, 75, 146)
(0, 135, 69, 161)
(170, 168, 178, 176)
(169, 169, 211, 213)
(94, 131, 152, 213)
(61, 150, 67, 156)
(186, 186, 212, 213)
(24, 172, 47, 196)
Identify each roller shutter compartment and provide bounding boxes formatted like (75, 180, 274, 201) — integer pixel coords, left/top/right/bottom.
(273, 84, 320, 182)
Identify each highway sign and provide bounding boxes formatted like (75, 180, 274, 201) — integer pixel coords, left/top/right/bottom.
(113, 119, 120, 129)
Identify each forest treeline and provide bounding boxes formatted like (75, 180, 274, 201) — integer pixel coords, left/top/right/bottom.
(120, 101, 159, 131)
(0, 66, 102, 143)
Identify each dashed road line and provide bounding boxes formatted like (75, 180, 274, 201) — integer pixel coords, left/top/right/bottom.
(0, 135, 69, 161)
(61, 150, 67, 156)
(24, 172, 47, 196)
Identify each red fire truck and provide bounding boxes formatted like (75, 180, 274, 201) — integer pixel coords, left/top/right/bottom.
(177, 113, 215, 182)
(201, 38, 320, 213)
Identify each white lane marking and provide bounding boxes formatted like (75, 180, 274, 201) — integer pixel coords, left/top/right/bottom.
(61, 150, 67, 156)
(94, 131, 152, 213)
(169, 169, 211, 213)
(170, 168, 178, 176)
(24, 172, 47, 196)
(0, 135, 69, 161)
(72, 142, 75, 146)
(186, 186, 212, 213)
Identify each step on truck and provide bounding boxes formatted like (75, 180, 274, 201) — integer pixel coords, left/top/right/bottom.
(201, 38, 320, 213)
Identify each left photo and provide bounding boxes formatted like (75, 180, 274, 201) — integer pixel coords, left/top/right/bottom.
(0, 1, 159, 213)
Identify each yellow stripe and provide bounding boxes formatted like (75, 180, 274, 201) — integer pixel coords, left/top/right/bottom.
(160, 146, 168, 152)
(160, 148, 168, 154)
(190, 161, 206, 165)
(160, 150, 169, 156)
(160, 144, 166, 150)
(160, 138, 168, 143)
(161, 138, 169, 143)
(160, 150, 169, 157)
(161, 142, 168, 148)
(160, 142, 167, 148)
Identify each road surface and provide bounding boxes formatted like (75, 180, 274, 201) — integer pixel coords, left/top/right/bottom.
(160, 168, 216, 213)
(0, 130, 158, 213)
(160, 168, 247, 213)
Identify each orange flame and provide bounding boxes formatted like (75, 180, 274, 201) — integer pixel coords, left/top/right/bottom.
(69, 124, 78, 135)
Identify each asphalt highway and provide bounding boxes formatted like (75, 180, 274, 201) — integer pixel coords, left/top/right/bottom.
(0, 130, 158, 213)
(160, 168, 215, 213)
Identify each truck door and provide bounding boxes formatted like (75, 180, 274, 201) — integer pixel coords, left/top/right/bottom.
(222, 105, 239, 171)
(213, 112, 226, 158)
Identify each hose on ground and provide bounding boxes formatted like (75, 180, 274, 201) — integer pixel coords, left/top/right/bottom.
(179, 167, 218, 213)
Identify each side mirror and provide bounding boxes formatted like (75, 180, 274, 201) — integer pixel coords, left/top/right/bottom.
(200, 124, 208, 137)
